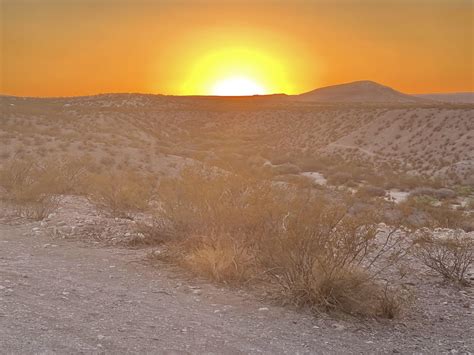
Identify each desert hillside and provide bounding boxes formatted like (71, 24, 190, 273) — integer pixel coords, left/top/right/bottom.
(296, 80, 427, 103)
(1, 90, 473, 185)
(415, 93, 474, 104)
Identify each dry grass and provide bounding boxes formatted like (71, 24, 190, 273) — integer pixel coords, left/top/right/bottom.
(155, 167, 410, 317)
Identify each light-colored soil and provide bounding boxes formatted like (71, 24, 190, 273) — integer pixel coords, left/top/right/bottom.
(1, 197, 473, 354)
(1, 95, 473, 184)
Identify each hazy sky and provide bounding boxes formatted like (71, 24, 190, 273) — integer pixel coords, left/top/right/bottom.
(1, 0, 473, 96)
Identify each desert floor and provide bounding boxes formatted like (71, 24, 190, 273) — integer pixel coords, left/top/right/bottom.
(1, 196, 472, 354)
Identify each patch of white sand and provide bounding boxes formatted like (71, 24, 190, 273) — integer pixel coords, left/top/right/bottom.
(386, 190, 409, 204)
(301, 172, 327, 185)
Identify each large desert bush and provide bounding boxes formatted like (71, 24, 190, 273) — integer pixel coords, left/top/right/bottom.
(157, 167, 285, 237)
(156, 167, 410, 317)
(255, 197, 408, 316)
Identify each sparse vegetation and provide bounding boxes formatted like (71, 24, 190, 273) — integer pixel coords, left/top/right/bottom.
(85, 171, 157, 218)
(154, 167, 410, 317)
(1, 95, 473, 321)
(0, 159, 73, 220)
(414, 232, 473, 285)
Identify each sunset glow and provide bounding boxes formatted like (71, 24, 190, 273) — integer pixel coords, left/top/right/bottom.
(1, 1, 473, 96)
(178, 44, 298, 96)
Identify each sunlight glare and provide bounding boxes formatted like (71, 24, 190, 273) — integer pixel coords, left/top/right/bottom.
(211, 77, 266, 96)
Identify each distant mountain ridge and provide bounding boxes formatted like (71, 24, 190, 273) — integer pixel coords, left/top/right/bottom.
(2, 80, 473, 104)
(414, 93, 474, 104)
(295, 80, 427, 103)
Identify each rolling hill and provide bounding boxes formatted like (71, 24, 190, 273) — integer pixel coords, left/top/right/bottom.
(295, 80, 427, 103)
(1, 82, 473, 185)
(414, 93, 474, 104)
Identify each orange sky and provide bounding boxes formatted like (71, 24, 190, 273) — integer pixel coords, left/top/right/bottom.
(1, 0, 473, 96)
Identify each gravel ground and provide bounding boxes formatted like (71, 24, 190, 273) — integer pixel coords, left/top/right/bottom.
(0, 197, 473, 354)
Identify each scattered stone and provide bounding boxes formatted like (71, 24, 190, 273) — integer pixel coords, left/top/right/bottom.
(332, 323, 346, 331)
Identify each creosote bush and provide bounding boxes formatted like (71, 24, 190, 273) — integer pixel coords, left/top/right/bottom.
(0, 159, 80, 220)
(414, 232, 473, 285)
(86, 171, 157, 218)
(156, 167, 410, 317)
(399, 196, 468, 230)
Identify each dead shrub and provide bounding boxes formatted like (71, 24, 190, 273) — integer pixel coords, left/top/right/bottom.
(377, 284, 406, 319)
(181, 234, 256, 283)
(414, 232, 473, 285)
(400, 197, 466, 230)
(157, 167, 285, 237)
(16, 195, 60, 220)
(256, 198, 409, 316)
(0, 158, 87, 197)
(355, 185, 386, 199)
(86, 171, 156, 218)
(410, 187, 456, 200)
(129, 217, 171, 247)
(156, 167, 409, 317)
(0, 159, 63, 220)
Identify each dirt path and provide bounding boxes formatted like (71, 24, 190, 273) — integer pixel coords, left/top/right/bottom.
(0, 220, 472, 354)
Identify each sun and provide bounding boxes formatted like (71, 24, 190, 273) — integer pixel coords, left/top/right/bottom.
(211, 77, 266, 96)
(178, 44, 299, 96)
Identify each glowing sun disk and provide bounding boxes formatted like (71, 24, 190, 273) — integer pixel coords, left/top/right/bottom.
(211, 77, 266, 96)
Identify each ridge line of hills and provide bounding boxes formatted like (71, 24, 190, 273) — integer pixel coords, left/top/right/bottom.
(1, 80, 473, 103)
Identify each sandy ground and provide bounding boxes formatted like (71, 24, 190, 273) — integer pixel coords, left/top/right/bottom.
(0, 198, 473, 354)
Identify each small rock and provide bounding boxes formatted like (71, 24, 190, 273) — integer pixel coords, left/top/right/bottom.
(258, 307, 269, 311)
(97, 334, 105, 340)
(332, 323, 346, 331)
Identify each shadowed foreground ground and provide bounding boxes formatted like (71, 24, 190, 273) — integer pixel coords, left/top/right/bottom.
(0, 221, 472, 354)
